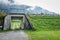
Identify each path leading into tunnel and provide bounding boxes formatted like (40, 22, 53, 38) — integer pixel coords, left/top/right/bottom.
(0, 30, 28, 40)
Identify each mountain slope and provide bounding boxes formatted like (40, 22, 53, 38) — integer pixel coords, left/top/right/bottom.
(0, 3, 57, 14)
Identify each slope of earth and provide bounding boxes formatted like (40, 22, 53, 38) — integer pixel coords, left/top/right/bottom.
(27, 14, 60, 31)
(26, 14, 60, 40)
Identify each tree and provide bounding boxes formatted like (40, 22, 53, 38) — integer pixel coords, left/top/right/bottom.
(0, 10, 6, 17)
(0, 10, 7, 30)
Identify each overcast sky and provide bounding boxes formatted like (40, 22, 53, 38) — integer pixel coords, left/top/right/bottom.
(0, 0, 60, 14)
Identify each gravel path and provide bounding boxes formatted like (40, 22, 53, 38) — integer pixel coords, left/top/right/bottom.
(0, 30, 28, 40)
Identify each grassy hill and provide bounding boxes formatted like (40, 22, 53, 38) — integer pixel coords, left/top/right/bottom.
(26, 14, 60, 40)
(27, 14, 60, 31)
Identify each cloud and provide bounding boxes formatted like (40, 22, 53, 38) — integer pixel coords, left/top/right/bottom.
(0, 0, 10, 4)
(0, 0, 14, 4)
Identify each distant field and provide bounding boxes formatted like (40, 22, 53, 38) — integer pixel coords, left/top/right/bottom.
(11, 19, 21, 30)
(26, 14, 60, 40)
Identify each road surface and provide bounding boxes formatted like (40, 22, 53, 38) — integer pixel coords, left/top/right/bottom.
(0, 30, 28, 40)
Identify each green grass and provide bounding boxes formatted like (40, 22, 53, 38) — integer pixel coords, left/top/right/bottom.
(11, 19, 21, 30)
(27, 14, 60, 31)
(26, 31, 60, 40)
(25, 14, 60, 40)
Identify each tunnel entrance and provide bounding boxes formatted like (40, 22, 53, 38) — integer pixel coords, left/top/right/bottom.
(11, 16, 22, 30)
(4, 13, 33, 30)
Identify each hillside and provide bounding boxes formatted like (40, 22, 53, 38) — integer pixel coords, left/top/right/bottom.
(0, 2, 57, 15)
(27, 14, 60, 31)
(26, 14, 60, 40)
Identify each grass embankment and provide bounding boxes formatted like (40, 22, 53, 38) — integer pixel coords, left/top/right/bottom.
(26, 14, 60, 40)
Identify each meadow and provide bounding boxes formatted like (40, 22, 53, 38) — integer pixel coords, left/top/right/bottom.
(26, 14, 60, 40)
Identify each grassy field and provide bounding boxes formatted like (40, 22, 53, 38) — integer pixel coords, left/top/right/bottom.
(26, 31, 60, 40)
(26, 14, 60, 40)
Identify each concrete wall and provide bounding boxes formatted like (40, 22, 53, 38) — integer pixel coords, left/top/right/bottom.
(4, 15, 11, 30)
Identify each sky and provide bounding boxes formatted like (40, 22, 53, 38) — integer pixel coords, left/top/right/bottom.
(0, 0, 60, 14)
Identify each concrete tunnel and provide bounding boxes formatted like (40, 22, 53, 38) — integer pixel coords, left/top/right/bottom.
(3, 13, 33, 30)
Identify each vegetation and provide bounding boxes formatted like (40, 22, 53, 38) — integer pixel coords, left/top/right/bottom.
(26, 31, 60, 40)
(0, 10, 6, 17)
(26, 14, 60, 40)
(0, 10, 6, 29)
(11, 19, 21, 30)
(27, 14, 60, 31)
(0, 10, 6, 18)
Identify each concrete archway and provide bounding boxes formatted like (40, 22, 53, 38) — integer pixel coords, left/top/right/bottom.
(4, 13, 33, 30)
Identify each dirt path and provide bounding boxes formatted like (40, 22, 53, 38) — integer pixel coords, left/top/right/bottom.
(0, 30, 28, 40)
